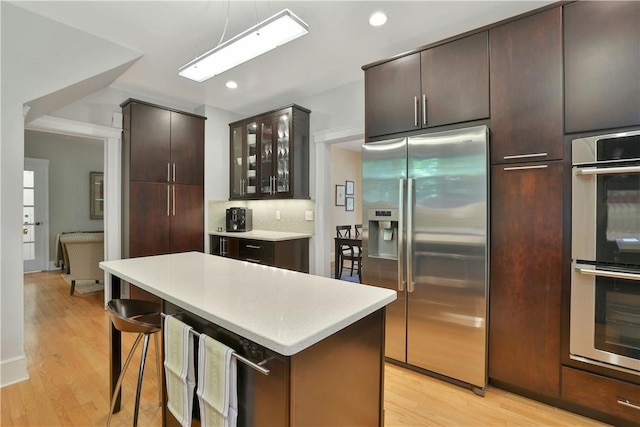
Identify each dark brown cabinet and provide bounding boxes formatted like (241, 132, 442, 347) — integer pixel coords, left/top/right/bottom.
(421, 32, 489, 128)
(122, 99, 206, 259)
(562, 367, 640, 425)
(489, 7, 563, 164)
(210, 235, 309, 273)
(489, 161, 563, 398)
(229, 105, 310, 200)
(365, 53, 421, 138)
(564, 1, 640, 134)
(364, 32, 489, 139)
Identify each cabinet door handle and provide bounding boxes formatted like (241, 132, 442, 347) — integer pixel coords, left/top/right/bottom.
(422, 94, 427, 126)
(618, 399, 640, 411)
(167, 163, 171, 182)
(166, 185, 170, 216)
(246, 244, 261, 249)
(172, 185, 176, 216)
(503, 152, 548, 160)
(414, 96, 418, 126)
(245, 258, 262, 264)
(172, 163, 176, 182)
(503, 165, 548, 171)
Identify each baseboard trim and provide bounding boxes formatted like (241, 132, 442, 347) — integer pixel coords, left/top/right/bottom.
(0, 355, 29, 387)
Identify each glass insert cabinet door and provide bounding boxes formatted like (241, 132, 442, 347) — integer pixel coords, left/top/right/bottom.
(260, 119, 274, 194)
(275, 112, 291, 194)
(260, 109, 292, 196)
(246, 121, 258, 196)
(230, 120, 258, 198)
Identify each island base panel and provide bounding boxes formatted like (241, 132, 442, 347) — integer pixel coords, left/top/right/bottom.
(290, 308, 385, 426)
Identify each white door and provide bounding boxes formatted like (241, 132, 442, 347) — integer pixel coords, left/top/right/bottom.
(23, 158, 49, 272)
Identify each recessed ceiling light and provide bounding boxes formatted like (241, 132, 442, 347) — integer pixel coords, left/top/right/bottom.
(225, 80, 238, 89)
(369, 11, 387, 27)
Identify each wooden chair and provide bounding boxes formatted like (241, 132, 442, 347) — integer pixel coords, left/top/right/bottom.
(336, 225, 360, 278)
(353, 224, 363, 279)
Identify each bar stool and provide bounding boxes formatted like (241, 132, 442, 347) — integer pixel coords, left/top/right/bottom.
(107, 299, 162, 427)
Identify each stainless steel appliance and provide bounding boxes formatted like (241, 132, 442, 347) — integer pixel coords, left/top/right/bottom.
(571, 129, 640, 375)
(362, 125, 489, 394)
(226, 207, 252, 232)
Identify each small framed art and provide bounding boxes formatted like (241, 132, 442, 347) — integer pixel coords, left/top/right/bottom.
(346, 180, 354, 195)
(335, 184, 346, 206)
(346, 197, 354, 212)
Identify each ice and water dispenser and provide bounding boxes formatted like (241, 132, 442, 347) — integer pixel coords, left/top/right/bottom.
(367, 208, 399, 259)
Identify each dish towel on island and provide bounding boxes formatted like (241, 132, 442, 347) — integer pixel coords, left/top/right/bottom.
(164, 316, 195, 427)
(197, 334, 238, 427)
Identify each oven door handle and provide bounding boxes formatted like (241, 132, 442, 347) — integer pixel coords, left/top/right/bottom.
(575, 165, 640, 176)
(576, 267, 640, 282)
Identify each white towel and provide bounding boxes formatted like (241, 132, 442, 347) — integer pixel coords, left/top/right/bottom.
(197, 334, 237, 427)
(164, 316, 195, 427)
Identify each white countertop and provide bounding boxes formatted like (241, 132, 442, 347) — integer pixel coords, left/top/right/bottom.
(100, 252, 396, 356)
(209, 230, 312, 241)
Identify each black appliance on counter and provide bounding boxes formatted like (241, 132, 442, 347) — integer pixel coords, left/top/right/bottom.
(226, 207, 252, 232)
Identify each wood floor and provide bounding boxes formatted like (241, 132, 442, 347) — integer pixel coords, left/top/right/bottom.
(1, 271, 607, 426)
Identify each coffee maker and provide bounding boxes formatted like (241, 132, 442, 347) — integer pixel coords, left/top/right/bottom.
(225, 207, 252, 232)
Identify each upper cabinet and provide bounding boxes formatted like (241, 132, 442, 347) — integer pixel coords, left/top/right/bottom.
(129, 102, 204, 185)
(364, 32, 489, 139)
(564, 1, 640, 134)
(421, 32, 489, 128)
(229, 105, 310, 200)
(489, 8, 563, 164)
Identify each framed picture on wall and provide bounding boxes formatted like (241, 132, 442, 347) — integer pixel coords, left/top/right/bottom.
(335, 184, 346, 206)
(345, 180, 354, 195)
(345, 197, 354, 212)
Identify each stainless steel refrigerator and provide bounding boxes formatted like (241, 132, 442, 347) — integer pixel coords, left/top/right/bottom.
(362, 125, 488, 394)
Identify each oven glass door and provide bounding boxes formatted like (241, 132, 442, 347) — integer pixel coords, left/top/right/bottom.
(595, 275, 640, 360)
(596, 167, 640, 267)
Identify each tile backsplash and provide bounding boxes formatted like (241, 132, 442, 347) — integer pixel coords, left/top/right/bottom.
(208, 199, 316, 235)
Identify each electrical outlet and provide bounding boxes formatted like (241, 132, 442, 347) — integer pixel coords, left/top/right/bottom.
(305, 210, 314, 221)
(276, 210, 281, 220)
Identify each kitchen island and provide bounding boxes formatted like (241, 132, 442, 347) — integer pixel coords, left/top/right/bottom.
(100, 252, 396, 426)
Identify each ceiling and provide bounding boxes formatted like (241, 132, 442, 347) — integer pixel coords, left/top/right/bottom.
(14, 1, 554, 117)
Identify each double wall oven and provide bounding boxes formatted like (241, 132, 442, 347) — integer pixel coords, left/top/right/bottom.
(571, 129, 640, 375)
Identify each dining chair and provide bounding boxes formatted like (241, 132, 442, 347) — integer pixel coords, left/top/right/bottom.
(336, 225, 359, 278)
(353, 224, 363, 278)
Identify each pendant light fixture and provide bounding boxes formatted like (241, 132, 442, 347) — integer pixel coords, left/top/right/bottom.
(179, 8, 309, 83)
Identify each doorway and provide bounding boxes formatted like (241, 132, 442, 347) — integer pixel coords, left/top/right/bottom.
(23, 157, 49, 272)
(313, 123, 364, 277)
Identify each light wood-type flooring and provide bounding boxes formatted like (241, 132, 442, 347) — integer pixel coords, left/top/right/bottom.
(1, 271, 607, 426)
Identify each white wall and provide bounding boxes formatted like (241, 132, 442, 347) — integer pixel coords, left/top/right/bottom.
(198, 104, 242, 254)
(0, 3, 141, 387)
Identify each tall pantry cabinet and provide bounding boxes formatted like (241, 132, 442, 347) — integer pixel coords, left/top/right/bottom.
(121, 99, 206, 298)
(488, 8, 564, 398)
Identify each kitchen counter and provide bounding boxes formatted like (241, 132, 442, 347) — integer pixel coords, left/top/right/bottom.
(208, 229, 312, 241)
(101, 251, 395, 426)
(100, 251, 395, 355)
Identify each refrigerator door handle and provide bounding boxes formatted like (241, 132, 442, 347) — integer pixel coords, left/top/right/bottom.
(398, 179, 405, 291)
(407, 178, 415, 292)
